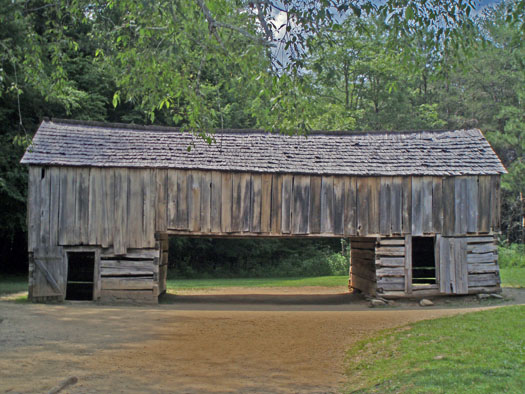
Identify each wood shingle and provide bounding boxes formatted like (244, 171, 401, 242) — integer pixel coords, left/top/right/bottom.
(21, 119, 506, 176)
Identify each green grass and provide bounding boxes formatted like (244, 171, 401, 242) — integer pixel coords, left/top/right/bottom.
(344, 305, 525, 393)
(500, 267, 525, 288)
(498, 244, 525, 268)
(0, 275, 27, 295)
(166, 275, 348, 290)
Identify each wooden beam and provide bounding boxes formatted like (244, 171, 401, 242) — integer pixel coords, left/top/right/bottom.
(404, 235, 412, 294)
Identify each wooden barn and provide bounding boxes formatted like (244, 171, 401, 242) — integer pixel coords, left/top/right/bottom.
(21, 119, 506, 303)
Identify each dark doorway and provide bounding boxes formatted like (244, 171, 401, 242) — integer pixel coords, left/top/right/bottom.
(66, 252, 95, 300)
(412, 237, 436, 285)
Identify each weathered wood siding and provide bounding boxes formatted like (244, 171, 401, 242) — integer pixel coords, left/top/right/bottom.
(27, 165, 503, 301)
(375, 237, 406, 294)
(28, 168, 502, 257)
(29, 167, 501, 249)
(98, 247, 159, 303)
(352, 234, 501, 298)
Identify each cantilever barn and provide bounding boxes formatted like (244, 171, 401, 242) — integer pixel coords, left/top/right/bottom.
(21, 119, 506, 303)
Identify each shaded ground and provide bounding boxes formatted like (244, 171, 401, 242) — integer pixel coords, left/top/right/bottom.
(1, 288, 524, 393)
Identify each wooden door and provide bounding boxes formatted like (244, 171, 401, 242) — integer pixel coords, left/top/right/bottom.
(30, 253, 66, 299)
(439, 237, 468, 294)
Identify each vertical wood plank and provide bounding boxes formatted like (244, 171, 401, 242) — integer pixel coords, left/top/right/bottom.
(76, 168, 90, 245)
(432, 177, 443, 234)
(422, 176, 433, 234)
(478, 175, 491, 233)
(454, 177, 468, 235)
(448, 238, 458, 293)
(38, 168, 51, 252)
(89, 168, 102, 246)
(404, 235, 412, 294)
(175, 170, 188, 230)
(379, 177, 392, 235)
(435, 233, 441, 286)
(114, 168, 128, 255)
(62, 168, 77, 245)
(210, 171, 222, 232)
(439, 237, 452, 294)
(357, 177, 369, 236)
(411, 177, 423, 236)
(260, 174, 272, 233)
(102, 169, 115, 248)
(59, 167, 70, 246)
(143, 169, 156, 247)
(455, 238, 469, 294)
(167, 170, 177, 229)
(155, 169, 168, 232)
(231, 173, 242, 232)
(127, 169, 144, 248)
(466, 176, 479, 234)
(442, 177, 455, 236)
(309, 176, 322, 234)
(251, 174, 262, 233)
(200, 171, 212, 233)
(270, 174, 282, 234)
(368, 177, 380, 235)
(96, 168, 106, 245)
(221, 172, 232, 232)
(344, 177, 357, 236)
(48, 167, 61, 249)
(28, 167, 41, 252)
(281, 174, 293, 234)
(402, 177, 412, 234)
(333, 176, 344, 235)
(292, 175, 310, 234)
(320, 176, 334, 234)
(188, 171, 201, 232)
(390, 176, 402, 235)
(241, 173, 252, 232)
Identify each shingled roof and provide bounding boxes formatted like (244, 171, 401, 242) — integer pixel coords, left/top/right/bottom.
(21, 119, 506, 176)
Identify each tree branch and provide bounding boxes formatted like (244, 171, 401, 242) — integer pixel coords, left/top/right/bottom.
(196, 0, 273, 46)
(255, 2, 273, 40)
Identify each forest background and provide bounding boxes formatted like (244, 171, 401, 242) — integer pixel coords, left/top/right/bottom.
(1, 0, 523, 277)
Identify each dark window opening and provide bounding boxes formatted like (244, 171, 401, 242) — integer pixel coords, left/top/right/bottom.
(66, 252, 95, 300)
(412, 237, 436, 285)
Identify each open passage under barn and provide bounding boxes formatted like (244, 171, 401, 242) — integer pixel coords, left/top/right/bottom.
(21, 119, 506, 303)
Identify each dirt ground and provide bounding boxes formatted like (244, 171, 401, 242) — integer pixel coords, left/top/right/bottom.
(1, 287, 523, 394)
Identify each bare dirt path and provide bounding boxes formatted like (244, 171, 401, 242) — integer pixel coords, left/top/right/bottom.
(1, 288, 523, 393)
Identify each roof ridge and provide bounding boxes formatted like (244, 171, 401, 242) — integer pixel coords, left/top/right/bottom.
(46, 118, 468, 136)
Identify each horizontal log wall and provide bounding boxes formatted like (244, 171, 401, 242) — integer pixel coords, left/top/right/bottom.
(353, 235, 501, 298)
(375, 238, 407, 293)
(98, 247, 159, 303)
(466, 236, 500, 292)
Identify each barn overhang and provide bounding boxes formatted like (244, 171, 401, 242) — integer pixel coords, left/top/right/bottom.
(22, 119, 506, 302)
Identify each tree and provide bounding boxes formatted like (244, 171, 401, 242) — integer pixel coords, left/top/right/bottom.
(1, 0, 479, 134)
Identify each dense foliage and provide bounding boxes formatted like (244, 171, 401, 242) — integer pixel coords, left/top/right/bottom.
(169, 237, 349, 278)
(0, 0, 523, 275)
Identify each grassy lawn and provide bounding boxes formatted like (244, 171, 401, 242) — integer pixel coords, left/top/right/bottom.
(344, 305, 525, 393)
(500, 267, 525, 288)
(166, 275, 349, 290)
(166, 268, 524, 290)
(0, 275, 27, 295)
